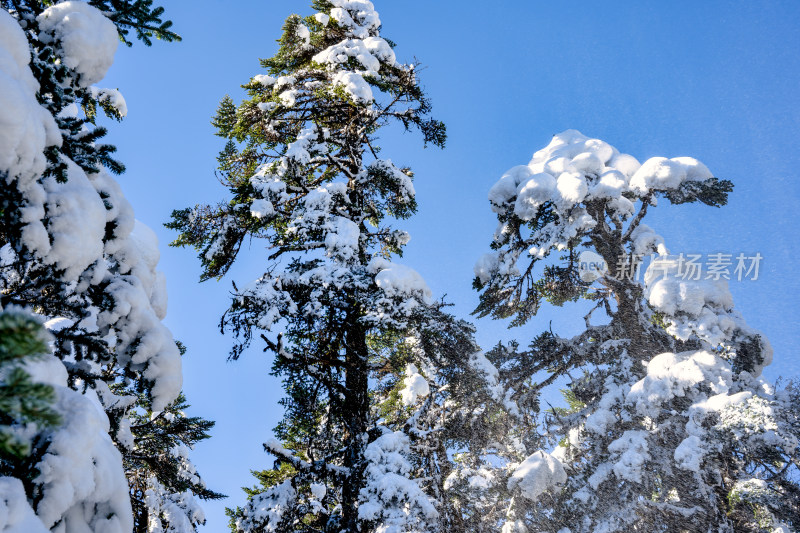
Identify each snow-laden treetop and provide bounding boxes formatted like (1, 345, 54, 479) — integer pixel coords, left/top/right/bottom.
(474, 129, 734, 328)
(479, 129, 730, 275)
(170, 0, 446, 353)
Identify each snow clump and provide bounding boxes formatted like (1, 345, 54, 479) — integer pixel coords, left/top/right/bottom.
(37, 1, 120, 86)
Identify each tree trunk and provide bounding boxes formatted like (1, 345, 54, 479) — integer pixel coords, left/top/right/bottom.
(342, 310, 369, 532)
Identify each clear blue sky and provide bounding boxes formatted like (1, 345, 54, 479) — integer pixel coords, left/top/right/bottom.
(100, 1, 800, 530)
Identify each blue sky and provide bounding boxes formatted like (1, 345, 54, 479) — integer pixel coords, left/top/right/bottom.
(100, 1, 800, 530)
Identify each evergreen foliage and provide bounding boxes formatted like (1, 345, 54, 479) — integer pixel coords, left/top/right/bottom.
(0, 309, 59, 462)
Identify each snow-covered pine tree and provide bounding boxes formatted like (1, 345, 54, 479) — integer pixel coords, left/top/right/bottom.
(0, 2, 216, 531)
(167, 2, 507, 531)
(473, 130, 799, 532)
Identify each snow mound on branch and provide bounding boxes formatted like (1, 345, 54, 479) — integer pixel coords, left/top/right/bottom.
(329, 0, 381, 40)
(584, 377, 627, 435)
(370, 258, 432, 304)
(400, 363, 429, 405)
(294, 23, 311, 48)
(97, 218, 181, 411)
(253, 74, 275, 86)
(62, 230, 175, 412)
(643, 257, 768, 354)
(0, 10, 60, 180)
(278, 89, 297, 107)
(473, 252, 500, 284)
(92, 170, 135, 254)
(101, 277, 182, 411)
(39, 159, 107, 279)
(314, 38, 380, 74)
(129, 221, 161, 278)
(23, 353, 68, 388)
(369, 159, 416, 203)
(37, 1, 119, 86)
(25, 355, 133, 533)
(250, 198, 274, 219)
(508, 450, 566, 501)
(627, 350, 732, 416)
(645, 258, 733, 317)
(629, 224, 667, 255)
(513, 171, 556, 219)
(309, 483, 326, 500)
(630, 156, 712, 194)
(89, 86, 127, 117)
(332, 71, 373, 103)
(629, 157, 685, 192)
(556, 170, 588, 206)
(363, 36, 396, 65)
(237, 275, 297, 331)
(313, 36, 396, 75)
(672, 156, 714, 181)
(325, 216, 360, 261)
(443, 464, 496, 494)
(673, 434, 706, 471)
(590, 169, 627, 199)
(0, 478, 49, 533)
(0, 13, 35, 86)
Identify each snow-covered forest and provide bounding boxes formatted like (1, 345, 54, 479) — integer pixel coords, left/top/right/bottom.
(1, 0, 798, 532)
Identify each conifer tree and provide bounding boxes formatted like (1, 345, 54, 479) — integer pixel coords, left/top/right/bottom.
(472, 130, 799, 532)
(0, 2, 216, 531)
(167, 1, 503, 531)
